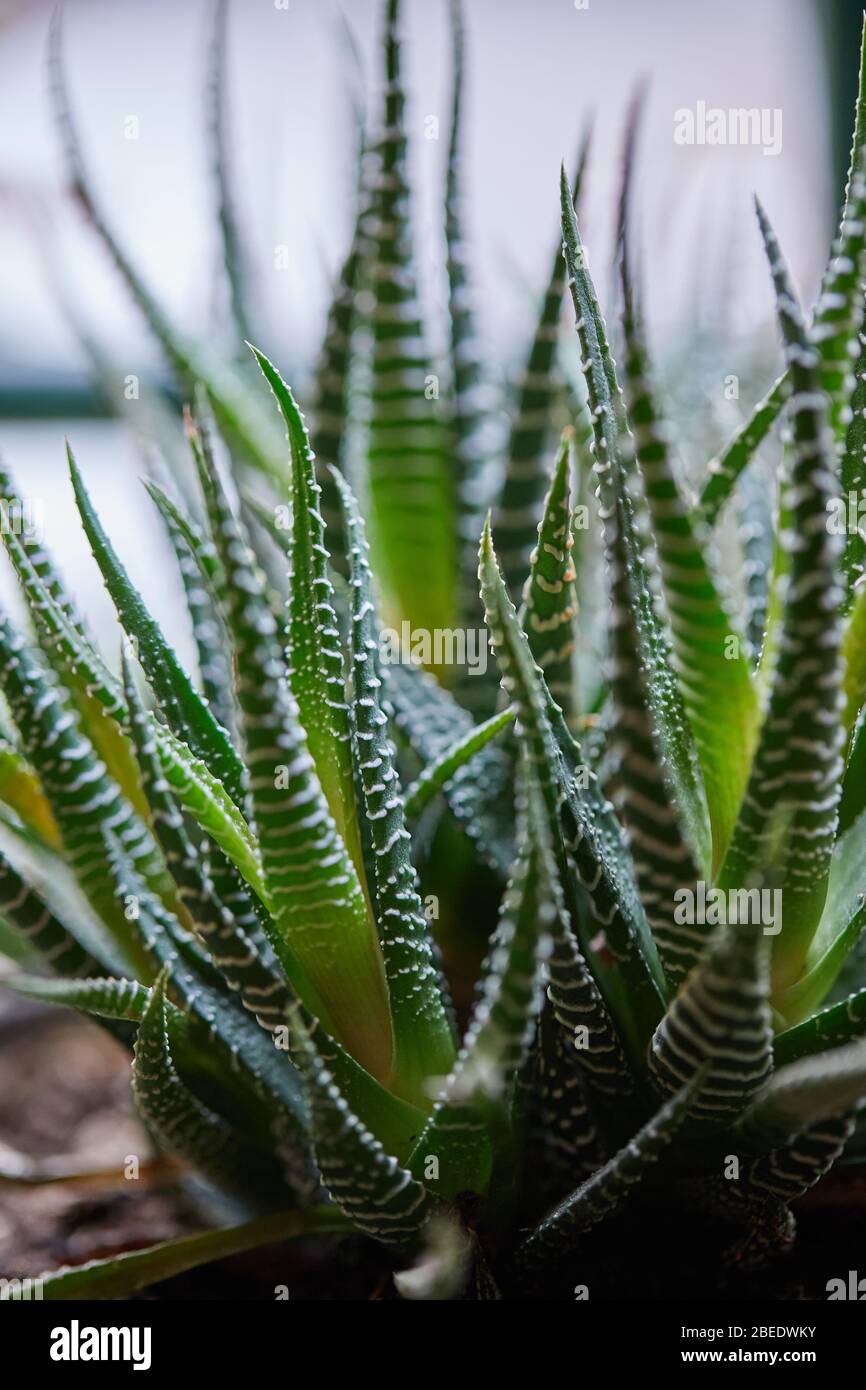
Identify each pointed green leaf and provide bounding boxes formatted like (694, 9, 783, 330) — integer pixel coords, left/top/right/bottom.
(0, 615, 161, 979)
(493, 135, 591, 599)
(560, 164, 710, 986)
(144, 479, 235, 736)
(444, 0, 496, 666)
(359, 0, 456, 648)
(736, 462, 775, 660)
(193, 437, 394, 1082)
(523, 757, 636, 1099)
(105, 835, 311, 1152)
(120, 648, 292, 1037)
(522, 1001, 599, 1212)
(386, 660, 514, 877)
(247, 349, 364, 882)
(812, 14, 866, 448)
(402, 705, 515, 820)
(0, 1207, 349, 1301)
(620, 253, 758, 868)
(0, 508, 260, 893)
(699, 373, 788, 527)
(207, 0, 256, 350)
(719, 202, 845, 986)
(335, 467, 457, 1103)
(133, 968, 287, 1196)
(775, 988, 866, 1065)
(519, 429, 579, 720)
(842, 579, 866, 734)
(6, 971, 152, 1022)
(68, 446, 245, 808)
(0, 459, 91, 642)
(0, 469, 150, 819)
(774, 804, 866, 1024)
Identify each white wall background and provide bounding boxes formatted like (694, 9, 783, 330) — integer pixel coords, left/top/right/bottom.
(0, 0, 836, 657)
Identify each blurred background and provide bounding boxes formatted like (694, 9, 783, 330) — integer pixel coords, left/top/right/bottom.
(0, 0, 861, 662)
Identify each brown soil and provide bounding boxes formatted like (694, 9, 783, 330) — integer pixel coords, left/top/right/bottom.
(0, 998, 197, 1281)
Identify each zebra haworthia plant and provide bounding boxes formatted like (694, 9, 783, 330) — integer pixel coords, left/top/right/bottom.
(3, 0, 866, 1300)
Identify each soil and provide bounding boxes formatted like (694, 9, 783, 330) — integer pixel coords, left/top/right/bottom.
(0, 998, 198, 1282)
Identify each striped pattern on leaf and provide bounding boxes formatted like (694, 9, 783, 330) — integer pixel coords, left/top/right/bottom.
(517, 1071, 702, 1266)
(248, 351, 364, 883)
(445, 0, 496, 651)
(8, 971, 154, 1023)
(292, 1010, 437, 1254)
(812, 17, 866, 449)
(736, 464, 775, 661)
(0, 851, 101, 976)
(402, 705, 515, 820)
(69, 446, 245, 809)
(105, 833, 310, 1140)
(493, 137, 591, 600)
(385, 661, 514, 877)
(335, 468, 457, 1102)
(560, 166, 710, 989)
(480, 520, 662, 1063)
(648, 925, 773, 1124)
(519, 429, 579, 719)
(407, 815, 552, 1199)
(700, 23, 866, 545)
(133, 970, 275, 1193)
(699, 373, 788, 527)
(144, 479, 235, 736)
(298, 1011, 425, 1161)
(120, 650, 291, 1037)
(194, 438, 393, 1082)
(124, 588, 411, 1154)
(775, 987, 866, 1065)
(718, 203, 845, 980)
(523, 766, 634, 1099)
(0, 513, 263, 900)
(620, 259, 757, 870)
(523, 1002, 600, 1210)
(360, 0, 456, 646)
(746, 1110, 857, 1202)
(0, 479, 149, 821)
(0, 615, 161, 979)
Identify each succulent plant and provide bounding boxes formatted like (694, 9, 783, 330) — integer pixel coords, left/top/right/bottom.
(3, 0, 866, 1301)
